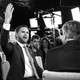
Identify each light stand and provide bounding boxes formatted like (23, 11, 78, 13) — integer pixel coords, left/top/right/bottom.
(51, 12, 56, 47)
(43, 9, 61, 47)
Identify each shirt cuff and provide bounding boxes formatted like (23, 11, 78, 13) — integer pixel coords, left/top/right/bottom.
(3, 23, 10, 31)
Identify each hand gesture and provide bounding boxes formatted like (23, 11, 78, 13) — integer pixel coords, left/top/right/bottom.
(4, 3, 14, 24)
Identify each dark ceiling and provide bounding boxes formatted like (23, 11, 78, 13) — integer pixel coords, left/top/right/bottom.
(0, 0, 61, 13)
(0, 0, 80, 30)
(1, 0, 80, 12)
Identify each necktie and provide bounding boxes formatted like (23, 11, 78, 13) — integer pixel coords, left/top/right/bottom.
(23, 46, 40, 79)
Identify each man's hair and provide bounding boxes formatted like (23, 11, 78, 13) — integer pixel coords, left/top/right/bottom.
(31, 34, 40, 41)
(15, 24, 29, 33)
(62, 20, 80, 40)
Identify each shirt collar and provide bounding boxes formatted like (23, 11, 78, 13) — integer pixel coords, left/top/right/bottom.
(16, 41, 26, 48)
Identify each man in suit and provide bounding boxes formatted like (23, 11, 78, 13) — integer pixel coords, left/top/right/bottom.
(45, 20, 80, 72)
(1, 3, 43, 80)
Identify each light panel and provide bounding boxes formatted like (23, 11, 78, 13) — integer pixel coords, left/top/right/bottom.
(71, 7, 80, 21)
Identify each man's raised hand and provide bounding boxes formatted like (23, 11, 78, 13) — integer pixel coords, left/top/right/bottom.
(4, 3, 14, 24)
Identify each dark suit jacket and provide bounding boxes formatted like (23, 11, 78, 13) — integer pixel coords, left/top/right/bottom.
(45, 40, 80, 72)
(1, 29, 43, 80)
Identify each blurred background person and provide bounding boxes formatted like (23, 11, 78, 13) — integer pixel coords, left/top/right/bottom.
(30, 34, 41, 54)
(29, 34, 44, 69)
(40, 37, 51, 68)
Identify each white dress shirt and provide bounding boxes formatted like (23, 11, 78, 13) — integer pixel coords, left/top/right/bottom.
(17, 41, 34, 77)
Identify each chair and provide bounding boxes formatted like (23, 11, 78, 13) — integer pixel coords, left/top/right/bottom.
(0, 52, 10, 80)
(1, 61, 10, 80)
(42, 70, 80, 80)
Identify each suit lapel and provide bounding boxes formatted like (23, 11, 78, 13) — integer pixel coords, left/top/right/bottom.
(16, 43, 25, 63)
